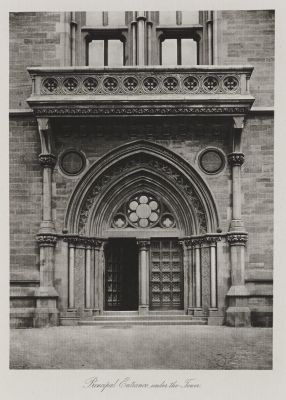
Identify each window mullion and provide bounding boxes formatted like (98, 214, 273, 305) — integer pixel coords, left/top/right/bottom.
(104, 39, 108, 66)
(177, 38, 182, 65)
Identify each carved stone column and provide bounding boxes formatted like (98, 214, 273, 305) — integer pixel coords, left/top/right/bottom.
(226, 116, 250, 327)
(34, 234, 59, 327)
(182, 240, 194, 314)
(192, 238, 203, 316)
(136, 12, 146, 65)
(226, 233, 250, 326)
(137, 240, 150, 314)
(93, 240, 104, 315)
(34, 118, 59, 327)
(37, 118, 56, 234)
(228, 117, 245, 231)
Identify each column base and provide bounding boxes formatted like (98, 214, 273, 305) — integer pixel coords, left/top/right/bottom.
(34, 287, 59, 327)
(34, 309, 59, 327)
(138, 305, 149, 315)
(226, 306, 251, 327)
(188, 308, 204, 317)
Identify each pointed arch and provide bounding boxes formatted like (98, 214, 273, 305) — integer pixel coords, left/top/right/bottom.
(64, 140, 220, 236)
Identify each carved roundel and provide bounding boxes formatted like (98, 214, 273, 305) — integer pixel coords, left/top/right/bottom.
(198, 148, 225, 175)
(60, 150, 86, 176)
(111, 193, 176, 229)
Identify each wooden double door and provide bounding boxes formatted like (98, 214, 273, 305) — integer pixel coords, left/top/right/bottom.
(104, 238, 183, 311)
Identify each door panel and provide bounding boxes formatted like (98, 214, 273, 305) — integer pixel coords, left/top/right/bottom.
(150, 239, 183, 309)
(105, 239, 138, 310)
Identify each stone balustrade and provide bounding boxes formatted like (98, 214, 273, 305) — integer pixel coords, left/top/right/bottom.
(27, 65, 254, 117)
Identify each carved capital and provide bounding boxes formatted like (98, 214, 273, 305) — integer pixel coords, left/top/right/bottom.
(227, 232, 248, 245)
(63, 235, 104, 249)
(36, 233, 57, 247)
(227, 152, 245, 167)
(37, 117, 50, 132)
(190, 237, 205, 247)
(204, 235, 222, 245)
(39, 153, 57, 168)
(233, 116, 245, 130)
(137, 240, 150, 251)
(183, 234, 222, 248)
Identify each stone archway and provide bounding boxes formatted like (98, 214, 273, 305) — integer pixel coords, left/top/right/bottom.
(63, 140, 221, 315)
(64, 140, 220, 236)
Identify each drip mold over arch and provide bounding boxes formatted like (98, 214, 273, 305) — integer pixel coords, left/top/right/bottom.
(64, 140, 220, 236)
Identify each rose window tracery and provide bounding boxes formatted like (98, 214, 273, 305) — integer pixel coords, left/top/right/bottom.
(111, 193, 176, 229)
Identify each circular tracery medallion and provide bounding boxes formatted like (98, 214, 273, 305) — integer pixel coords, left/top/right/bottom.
(127, 194, 160, 228)
(111, 193, 177, 229)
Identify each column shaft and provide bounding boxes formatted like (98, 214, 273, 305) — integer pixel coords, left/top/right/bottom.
(137, 13, 146, 65)
(68, 246, 75, 309)
(210, 244, 217, 308)
(232, 165, 242, 221)
(43, 167, 52, 221)
(85, 247, 91, 308)
(187, 246, 193, 308)
(195, 246, 201, 308)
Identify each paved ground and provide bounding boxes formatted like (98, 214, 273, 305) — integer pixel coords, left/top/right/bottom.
(10, 325, 272, 369)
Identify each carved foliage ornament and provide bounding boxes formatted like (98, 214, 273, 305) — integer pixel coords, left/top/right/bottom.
(33, 105, 249, 117)
(184, 235, 222, 247)
(39, 153, 57, 168)
(78, 154, 207, 234)
(63, 235, 104, 248)
(227, 152, 245, 166)
(36, 234, 58, 247)
(227, 233, 248, 245)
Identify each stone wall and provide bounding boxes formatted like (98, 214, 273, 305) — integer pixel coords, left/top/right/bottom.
(9, 116, 41, 281)
(216, 10, 275, 107)
(9, 12, 62, 110)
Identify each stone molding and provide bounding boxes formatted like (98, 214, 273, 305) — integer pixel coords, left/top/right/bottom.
(36, 233, 58, 247)
(38, 153, 57, 168)
(183, 234, 222, 247)
(65, 140, 220, 237)
(227, 232, 248, 245)
(31, 105, 251, 117)
(227, 152, 245, 167)
(63, 235, 104, 249)
(78, 152, 207, 234)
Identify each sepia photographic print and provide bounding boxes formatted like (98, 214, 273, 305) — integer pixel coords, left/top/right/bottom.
(5, 1, 284, 399)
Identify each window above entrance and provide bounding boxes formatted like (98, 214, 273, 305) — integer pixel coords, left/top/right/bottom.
(111, 193, 176, 229)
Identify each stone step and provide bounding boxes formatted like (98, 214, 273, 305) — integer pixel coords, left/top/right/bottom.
(91, 315, 197, 321)
(103, 310, 185, 316)
(103, 311, 139, 316)
(78, 319, 207, 326)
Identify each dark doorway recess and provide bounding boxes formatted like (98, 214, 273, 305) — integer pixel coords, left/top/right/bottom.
(105, 239, 139, 310)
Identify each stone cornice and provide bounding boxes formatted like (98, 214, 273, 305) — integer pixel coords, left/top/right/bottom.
(30, 103, 252, 117)
(227, 152, 245, 167)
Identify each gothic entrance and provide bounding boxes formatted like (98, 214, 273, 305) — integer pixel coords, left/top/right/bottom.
(104, 239, 139, 310)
